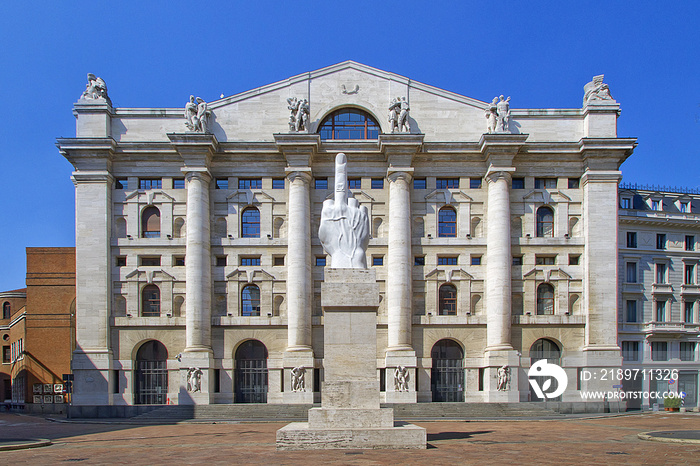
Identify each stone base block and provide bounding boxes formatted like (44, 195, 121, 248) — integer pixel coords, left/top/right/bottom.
(322, 381, 380, 409)
(276, 422, 426, 450)
(283, 391, 314, 404)
(308, 407, 394, 429)
(384, 390, 417, 404)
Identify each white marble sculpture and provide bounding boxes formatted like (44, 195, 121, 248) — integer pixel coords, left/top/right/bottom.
(388, 98, 400, 133)
(187, 367, 202, 393)
(583, 75, 614, 104)
(394, 365, 410, 392)
(80, 73, 111, 105)
(287, 97, 310, 132)
(291, 366, 306, 392)
(185, 96, 209, 133)
(485, 97, 498, 134)
(319, 153, 370, 268)
(398, 97, 411, 132)
(485, 95, 511, 133)
(497, 365, 510, 391)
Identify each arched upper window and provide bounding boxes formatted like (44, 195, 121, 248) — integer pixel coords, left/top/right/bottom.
(142, 206, 161, 238)
(142, 284, 161, 317)
(536, 206, 554, 238)
(241, 284, 261, 316)
(241, 207, 260, 238)
(2, 302, 10, 320)
(439, 284, 457, 315)
(438, 207, 457, 237)
(536, 283, 554, 315)
(319, 109, 380, 140)
(530, 338, 561, 364)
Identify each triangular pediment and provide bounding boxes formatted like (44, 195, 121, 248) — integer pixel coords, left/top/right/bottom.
(522, 190, 571, 204)
(425, 189, 473, 205)
(523, 268, 572, 281)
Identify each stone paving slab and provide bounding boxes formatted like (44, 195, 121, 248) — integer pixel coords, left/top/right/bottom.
(2, 412, 700, 464)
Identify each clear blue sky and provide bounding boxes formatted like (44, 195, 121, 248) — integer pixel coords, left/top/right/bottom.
(1, 1, 698, 290)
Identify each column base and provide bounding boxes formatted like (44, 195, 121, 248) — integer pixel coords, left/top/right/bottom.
(385, 349, 417, 403)
(482, 349, 521, 402)
(178, 351, 215, 405)
(71, 350, 113, 406)
(282, 349, 315, 404)
(277, 422, 426, 450)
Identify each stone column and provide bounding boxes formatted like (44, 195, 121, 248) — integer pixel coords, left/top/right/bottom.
(485, 169, 513, 352)
(184, 169, 212, 351)
(386, 170, 413, 352)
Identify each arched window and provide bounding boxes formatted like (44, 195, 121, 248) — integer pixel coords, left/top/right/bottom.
(529, 338, 562, 401)
(241, 284, 260, 316)
(536, 206, 554, 238)
(319, 109, 380, 140)
(235, 340, 268, 403)
(431, 339, 464, 402)
(135, 340, 168, 404)
(141, 206, 161, 238)
(536, 283, 554, 315)
(142, 285, 161, 317)
(241, 207, 260, 238)
(2, 302, 10, 320)
(438, 207, 457, 237)
(439, 284, 457, 316)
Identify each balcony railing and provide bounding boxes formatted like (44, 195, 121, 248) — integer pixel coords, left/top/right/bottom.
(643, 321, 700, 334)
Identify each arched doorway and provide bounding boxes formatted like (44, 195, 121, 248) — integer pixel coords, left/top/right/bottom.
(134, 340, 168, 405)
(234, 340, 268, 403)
(431, 339, 465, 402)
(529, 338, 562, 401)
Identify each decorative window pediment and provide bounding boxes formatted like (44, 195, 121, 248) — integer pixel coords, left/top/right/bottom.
(125, 268, 175, 283)
(425, 268, 474, 283)
(226, 189, 274, 206)
(522, 189, 571, 205)
(424, 189, 473, 205)
(125, 190, 175, 204)
(226, 268, 275, 283)
(523, 267, 572, 282)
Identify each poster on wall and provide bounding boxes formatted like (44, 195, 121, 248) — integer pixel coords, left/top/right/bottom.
(33, 384, 43, 394)
(33, 395, 42, 403)
(43, 395, 53, 404)
(54, 395, 64, 403)
(43, 384, 53, 394)
(53, 384, 64, 393)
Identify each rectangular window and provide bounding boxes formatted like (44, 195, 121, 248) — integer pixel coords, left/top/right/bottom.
(686, 235, 695, 251)
(173, 178, 185, 189)
(413, 178, 426, 189)
(273, 256, 285, 266)
(685, 301, 695, 323)
(534, 178, 557, 189)
(652, 200, 660, 211)
(478, 368, 484, 391)
(680, 201, 690, 213)
(315, 256, 326, 266)
(680, 342, 697, 361)
(213, 369, 221, 393)
(622, 341, 639, 362)
(238, 178, 262, 189)
(372, 256, 384, 266)
(621, 198, 631, 209)
(656, 300, 667, 322)
(314, 178, 328, 190)
(512, 256, 523, 266)
(437, 256, 458, 266)
(651, 341, 668, 361)
(240, 256, 261, 266)
(626, 262, 637, 283)
(569, 254, 580, 265)
(115, 178, 128, 190)
(567, 178, 580, 189)
(174, 256, 185, 266)
(348, 178, 361, 189)
(627, 232, 637, 248)
(686, 264, 695, 285)
(140, 256, 161, 266)
(657, 234, 666, 250)
(216, 256, 227, 267)
(215, 178, 228, 190)
(371, 178, 384, 189)
(535, 256, 556, 265)
(2, 346, 10, 363)
(470, 178, 482, 189)
(113, 370, 120, 394)
(626, 300, 637, 323)
(115, 256, 127, 267)
(414, 256, 425, 266)
(471, 256, 482, 265)
(272, 178, 285, 189)
(656, 263, 667, 284)
(436, 178, 459, 189)
(512, 178, 525, 189)
(139, 178, 162, 190)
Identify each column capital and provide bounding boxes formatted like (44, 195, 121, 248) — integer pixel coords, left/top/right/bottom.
(71, 171, 114, 187)
(182, 168, 212, 183)
(581, 170, 622, 185)
(56, 137, 116, 172)
(285, 168, 313, 184)
(387, 168, 414, 183)
(479, 133, 528, 167)
(379, 133, 424, 167)
(485, 165, 515, 184)
(168, 132, 219, 168)
(275, 133, 320, 167)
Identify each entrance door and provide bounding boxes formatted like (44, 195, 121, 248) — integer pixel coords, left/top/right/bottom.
(678, 371, 699, 408)
(431, 339, 465, 402)
(529, 338, 562, 401)
(235, 340, 268, 403)
(134, 340, 168, 405)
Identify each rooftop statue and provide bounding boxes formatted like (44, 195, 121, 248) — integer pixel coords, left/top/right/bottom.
(485, 95, 511, 134)
(184, 96, 209, 133)
(287, 97, 310, 132)
(583, 75, 614, 104)
(318, 153, 370, 268)
(80, 73, 111, 106)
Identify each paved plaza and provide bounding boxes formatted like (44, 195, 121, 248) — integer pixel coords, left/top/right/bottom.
(1, 412, 700, 464)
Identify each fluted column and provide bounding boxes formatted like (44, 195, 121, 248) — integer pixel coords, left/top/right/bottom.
(184, 169, 212, 351)
(485, 170, 513, 351)
(387, 170, 414, 351)
(286, 170, 313, 351)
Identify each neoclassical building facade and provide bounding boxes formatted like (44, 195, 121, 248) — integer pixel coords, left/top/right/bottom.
(58, 62, 635, 407)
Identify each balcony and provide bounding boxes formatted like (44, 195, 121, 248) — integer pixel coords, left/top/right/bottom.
(651, 283, 674, 295)
(681, 284, 700, 296)
(643, 321, 700, 335)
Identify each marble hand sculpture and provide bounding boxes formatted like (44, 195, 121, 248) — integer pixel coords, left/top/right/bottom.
(319, 153, 370, 268)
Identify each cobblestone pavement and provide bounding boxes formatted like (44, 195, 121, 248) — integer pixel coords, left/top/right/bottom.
(1, 413, 700, 465)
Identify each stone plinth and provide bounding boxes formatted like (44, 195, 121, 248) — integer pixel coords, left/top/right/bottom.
(276, 268, 426, 450)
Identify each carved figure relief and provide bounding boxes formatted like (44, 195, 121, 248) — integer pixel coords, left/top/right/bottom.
(497, 365, 510, 391)
(583, 75, 614, 104)
(187, 367, 203, 393)
(291, 366, 306, 392)
(287, 97, 310, 132)
(80, 73, 111, 105)
(389, 97, 411, 133)
(394, 365, 410, 392)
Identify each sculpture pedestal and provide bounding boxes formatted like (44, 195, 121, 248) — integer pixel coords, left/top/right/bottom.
(276, 269, 426, 450)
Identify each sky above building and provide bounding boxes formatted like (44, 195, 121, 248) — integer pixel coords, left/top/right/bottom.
(0, 1, 698, 290)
